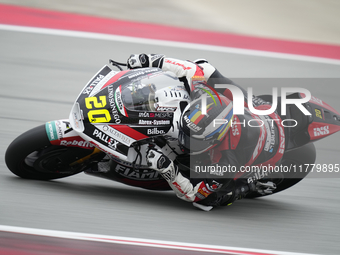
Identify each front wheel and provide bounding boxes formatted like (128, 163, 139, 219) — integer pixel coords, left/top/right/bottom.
(5, 125, 95, 180)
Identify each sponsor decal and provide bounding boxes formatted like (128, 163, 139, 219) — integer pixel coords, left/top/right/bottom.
(156, 106, 177, 112)
(252, 118, 266, 160)
(315, 108, 323, 119)
(47, 120, 77, 144)
(147, 128, 165, 135)
(183, 115, 202, 132)
(108, 85, 122, 124)
(45, 122, 58, 141)
(115, 85, 128, 117)
(102, 125, 135, 146)
(83, 74, 105, 95)
(278, 124, 285, 154)
(83, 66, 112, 96)
(93, 129, 119, 150)
(192, 75, 206, 82)
(139, 112, 155, 118)
(314, 125, 329, 136)
(85, 96, 111, 123)
(62, 121, 73, 135)
(310, 96, 323, 106)
(155, 112, 173, 118)
(127, 68, 158, 79)
(73, 111, 81, 129)
(165, 59, 192, 70)
(128, 71, 145, 79)
(55, 120, 63, 139)
(115, 164, 161, 180)
(54, 120, 73, 139)
(138, 112, 174, 118)
(231, 116, 240, 136)
(260, 115, 276, 153)
(173, 182, 186, 195)
(138, 119, 170, 125)
(100, 125, 133, 146)
(196, 183, 213, 198)
(247, 169, 269, 184)
(60, 139, 95, 148)
(87, 125, 129, 156)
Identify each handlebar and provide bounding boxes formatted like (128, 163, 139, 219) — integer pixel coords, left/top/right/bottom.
(109, 59, 127, 71)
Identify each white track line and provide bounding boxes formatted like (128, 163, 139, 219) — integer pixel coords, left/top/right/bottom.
(1, 24, 340, 66)
(0, 225, 318, 255)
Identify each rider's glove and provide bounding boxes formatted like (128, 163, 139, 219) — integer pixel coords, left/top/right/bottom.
(146, 148, 208, 204)
(146, 148, 177, 182)
(127, 54, 165, 69)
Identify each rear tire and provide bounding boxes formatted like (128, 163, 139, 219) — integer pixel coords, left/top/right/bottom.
(5, 125, 93, 180)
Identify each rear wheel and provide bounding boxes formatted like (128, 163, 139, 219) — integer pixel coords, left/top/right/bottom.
(5, 125, 95, 180)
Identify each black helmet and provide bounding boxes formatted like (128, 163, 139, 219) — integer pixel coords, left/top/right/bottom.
(178, 94, 233, 154)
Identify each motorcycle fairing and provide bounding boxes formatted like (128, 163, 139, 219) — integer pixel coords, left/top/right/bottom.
(258, 93, 340, 150)
(283, 93, 340, 149)
(306, 95, 340, 141)
(69, 65, 188, 160)
(45, 119, 95, 150)
(81, 65, 119, 98)
(85, 159, 170, 191)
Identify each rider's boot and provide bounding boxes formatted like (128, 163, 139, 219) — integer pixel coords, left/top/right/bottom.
(192, 179, 255, 210)
(216, 180, 256, 207)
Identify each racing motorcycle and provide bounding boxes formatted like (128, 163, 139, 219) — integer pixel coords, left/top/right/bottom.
(5, 60, 340, 202)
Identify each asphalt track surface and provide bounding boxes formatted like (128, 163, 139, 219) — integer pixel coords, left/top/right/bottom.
(1, 21, 340, 255)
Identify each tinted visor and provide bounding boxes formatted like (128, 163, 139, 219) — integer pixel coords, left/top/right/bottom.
(121, 83, 156, 111)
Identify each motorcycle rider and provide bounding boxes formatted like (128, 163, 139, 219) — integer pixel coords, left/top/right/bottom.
(127, 54, 285, 211)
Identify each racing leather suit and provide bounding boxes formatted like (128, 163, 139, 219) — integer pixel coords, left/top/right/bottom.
(132, 55, 285, 207)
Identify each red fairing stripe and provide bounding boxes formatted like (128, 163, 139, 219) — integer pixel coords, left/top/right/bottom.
(308, 122, 340, 141)
(109, 125, 149, 140)
(101, 70, 129, 89)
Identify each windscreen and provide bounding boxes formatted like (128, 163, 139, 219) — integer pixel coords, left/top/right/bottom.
(120, 72, 180, 111)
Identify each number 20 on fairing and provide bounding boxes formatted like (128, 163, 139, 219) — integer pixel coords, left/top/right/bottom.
(85, 96, 111, 123)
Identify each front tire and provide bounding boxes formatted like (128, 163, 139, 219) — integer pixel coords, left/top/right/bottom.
(5, 125, 94, 180)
